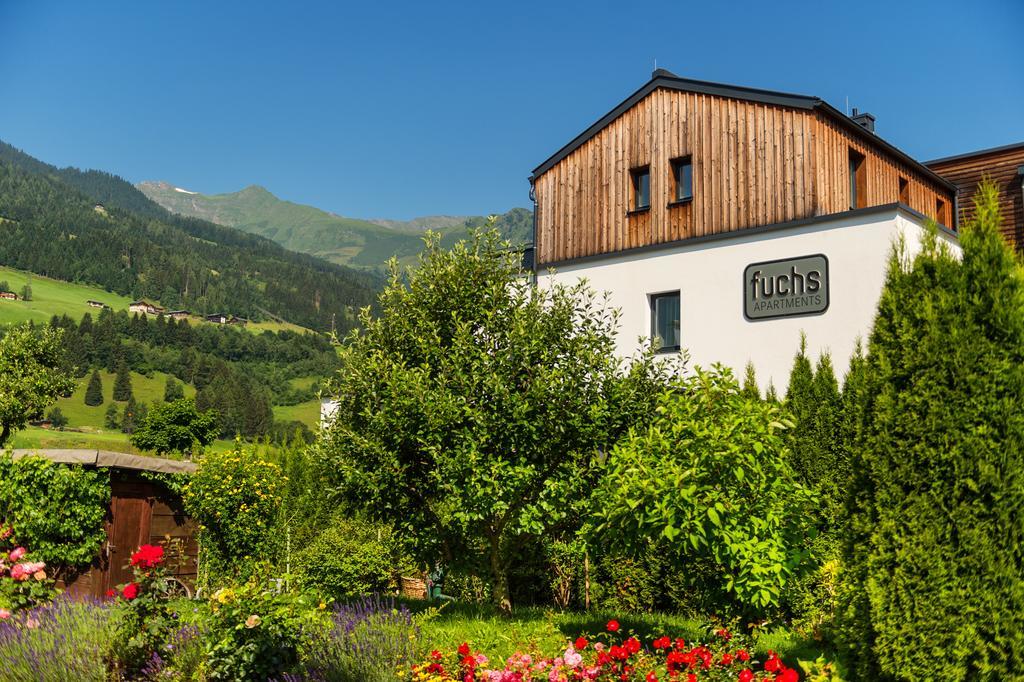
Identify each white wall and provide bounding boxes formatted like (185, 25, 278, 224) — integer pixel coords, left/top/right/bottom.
(538, 208, 958, 392)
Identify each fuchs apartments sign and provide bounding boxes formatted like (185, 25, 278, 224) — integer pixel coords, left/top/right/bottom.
(744, 254, 829, 320)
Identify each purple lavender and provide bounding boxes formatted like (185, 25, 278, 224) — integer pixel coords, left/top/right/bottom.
(0, 597, 116, 682)
(298, 594, 420, 682)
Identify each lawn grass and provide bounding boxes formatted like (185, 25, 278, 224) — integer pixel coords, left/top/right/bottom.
(395, 599, 840, 674)
(9, 425, 240, 455)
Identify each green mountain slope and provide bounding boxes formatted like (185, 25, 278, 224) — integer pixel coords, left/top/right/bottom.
(137, 180, 533, 270)
(0, 141, 381, 332)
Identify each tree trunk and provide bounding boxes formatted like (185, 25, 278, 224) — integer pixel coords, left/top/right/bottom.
(0, 423, 10, 447)
(489, 533, 512, 613)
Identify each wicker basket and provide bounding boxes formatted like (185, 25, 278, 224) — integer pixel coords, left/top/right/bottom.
(400, 575, 427, 600)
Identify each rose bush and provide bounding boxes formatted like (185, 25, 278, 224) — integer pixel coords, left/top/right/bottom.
(407, 623, 800, 682)
(0, 525, 56, 616)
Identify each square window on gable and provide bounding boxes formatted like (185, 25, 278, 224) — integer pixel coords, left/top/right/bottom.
(650, 291, 680, 353)
(631, 166, 650, 211)
(671, 157, 693, 203)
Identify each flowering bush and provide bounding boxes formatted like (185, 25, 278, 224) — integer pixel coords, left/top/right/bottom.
(200, 580, 329, 681)
(109, 543, 182, 676)
(406, 623, 799, 682)
(183, 445, 283, 585)
(0, 525, 57, 616)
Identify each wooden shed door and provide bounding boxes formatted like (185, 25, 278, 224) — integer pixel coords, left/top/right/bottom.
(105, 494, 153, 591)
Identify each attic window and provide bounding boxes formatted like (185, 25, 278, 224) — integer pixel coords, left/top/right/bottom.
(631, 166, 651, 212)
(670, 157, 693, 204)
(899, 177, 910, 205)
(936, 198, 949, 226)
(849, 149, 866, 210)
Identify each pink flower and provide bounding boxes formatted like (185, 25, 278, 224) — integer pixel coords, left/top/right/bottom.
(8, 547, 26, 562)
(563, 647, 582, 667)
(0, 609, 10, 620)
(10, 564, 28, 581)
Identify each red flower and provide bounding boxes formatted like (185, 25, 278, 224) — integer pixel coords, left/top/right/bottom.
(674, 637, 686, 650)
(461, 655, 476, 669)
(121, 582, 139, 600)
(624, 637, 641, 655)
(776, 668, 799, 682)
(574, 636, 588, 650)
(687, 675, 697, 682)
(716, 627, 732, 641)
(646, 673, 658, 682)
(737, 649, 750, 662)
(130, 544, 164, 569)
(721, 652, 734, 665)
(653, 636, 672, 650)
(764, 652, 781, 673)
(739, 670, 754, 682)
(457, 642, 471, 657)
(610, 645, 629, 661)
(430, 650, 442, 661)
(606, 619, 620, 632)
(104, 588, 116, 598)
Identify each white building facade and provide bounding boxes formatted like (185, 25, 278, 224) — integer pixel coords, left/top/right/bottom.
(539, 205, 958, 390)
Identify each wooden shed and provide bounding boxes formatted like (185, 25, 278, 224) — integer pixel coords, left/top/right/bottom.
(10, 449, 198, 599)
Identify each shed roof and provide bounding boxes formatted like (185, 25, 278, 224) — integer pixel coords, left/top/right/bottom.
(530, 69, 956, 193)
(10, 449, 197, 474)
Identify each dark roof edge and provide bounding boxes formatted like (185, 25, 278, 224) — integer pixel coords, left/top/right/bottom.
(535, 203, 957, 270)
(530, 72, 820, 180)
(529, 72, 957, 195)
(923, 140, 1024, 166)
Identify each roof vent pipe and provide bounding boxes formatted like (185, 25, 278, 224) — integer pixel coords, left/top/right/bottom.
(851, 107, 876, 133)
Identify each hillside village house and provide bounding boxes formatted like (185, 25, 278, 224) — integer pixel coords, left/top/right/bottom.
(128, 299, 165, 316)
(0, 291, 18, 301)
(527, 70, 1021, 390)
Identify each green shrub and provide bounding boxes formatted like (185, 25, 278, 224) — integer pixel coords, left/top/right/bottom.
(841, 182, 1024, 680)
(0, 455, 109, 581)
(294, 516, 405, 600)
(590, 366, 818, 616)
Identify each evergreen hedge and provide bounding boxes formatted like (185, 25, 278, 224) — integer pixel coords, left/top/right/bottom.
(841, 182, 1024, 679)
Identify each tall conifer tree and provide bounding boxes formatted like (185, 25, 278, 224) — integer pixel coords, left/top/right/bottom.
(113, 360, 133, 401)
(84, 369, 104, 406)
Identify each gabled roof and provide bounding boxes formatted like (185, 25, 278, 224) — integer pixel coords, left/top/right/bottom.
(530, 69, 956, 192)
(925, 140, 1024, 166)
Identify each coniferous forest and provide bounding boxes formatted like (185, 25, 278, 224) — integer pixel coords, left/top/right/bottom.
(0, 141, 381, 332)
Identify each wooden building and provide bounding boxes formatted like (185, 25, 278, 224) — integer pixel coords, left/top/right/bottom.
(927, 141, 1024, 249)
(0, 291, 18, 301)
(530, 69, 956, 267)
(530, 70, 960, 390)
(129, 299, 165, 316)
(11, 449, 198, 599)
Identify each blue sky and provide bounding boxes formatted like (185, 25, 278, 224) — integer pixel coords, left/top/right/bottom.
(1, 0, 1021, 220)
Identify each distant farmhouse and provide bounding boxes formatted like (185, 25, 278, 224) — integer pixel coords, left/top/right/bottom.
(204, 313, 247, 326)
(0, 291, 19, 301)
(167, 309, 191, 320)
(128, 300, 165, 316)
(86, 299, 111, 309)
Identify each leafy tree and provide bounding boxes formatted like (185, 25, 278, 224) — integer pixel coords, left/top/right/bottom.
(113, 360, 133, 401)
(18, 283, 31, 301)
(841, 182, 1024, 680)
(0, 326, 75, 445)
(46, 406, 67, 429)
(104, 402, 121, 429)
(0, 280, 9, 292)
(319, 230, 668, 610)
(590, 366, 817, 613)
(0, 454, 110, 582)
(84, 369, 104, 406)
(129, 398, 218, 457)
(163, 376, 185, 402)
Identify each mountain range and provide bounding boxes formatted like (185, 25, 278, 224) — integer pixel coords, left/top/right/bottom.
(0, 141, 380, 333)
(137, 181, 533, 270)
